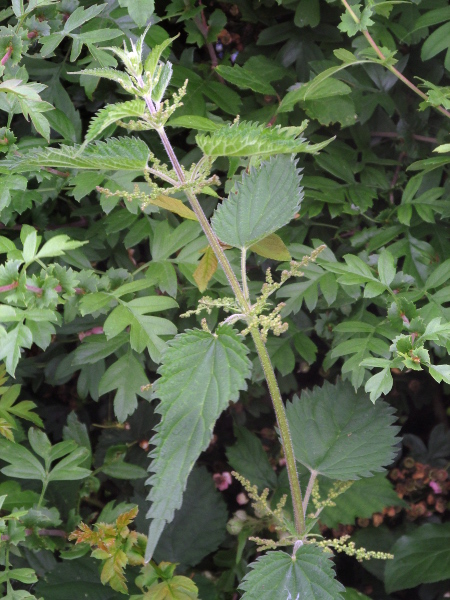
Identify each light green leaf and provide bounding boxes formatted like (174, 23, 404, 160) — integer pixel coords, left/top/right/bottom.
(83, 100, 146, 145)
(36, 235, 87, 259)
(286, 380, 399, 479)
(428, 363, 450, 384)
(98, 352, 149, 422)
(0, 438, 46, 480)
(0, 324, 33, 375)
(1, 137, 150, 173)
(145, 326, 251, 562)
(226, 426, 277, 492)
(167, 116, 222, 131)
(63, 4, 106, 33)
(377, 250, 395, 286)
(364, 368, 393, 402)
(385, 523, 450, 593)
(196, 120, 331, 158)
(212, 155, 303, 248)
(239, 545, 344, 600)
(250, 233, 291, 261)
(126, 0, 154, 27)
(48, 447, 91, 482)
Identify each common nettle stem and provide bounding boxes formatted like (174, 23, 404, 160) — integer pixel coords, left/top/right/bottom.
(340, 0, 450, 120)
(149, 95, 306, 536)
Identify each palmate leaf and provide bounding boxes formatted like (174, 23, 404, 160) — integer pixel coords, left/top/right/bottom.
(196, 120, 332, 158)
(286, 380, 399, 480)
(239, 545, 344, 600)
(0, 137, 150, 173)
(212, 155, 303, 248)
(145, 325, 251, 562)
(83, 100, 147, 145)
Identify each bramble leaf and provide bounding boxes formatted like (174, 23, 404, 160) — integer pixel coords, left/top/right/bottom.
(239, 545, 344, 600)
(385, 523, 450, 592)
(145, 326, 251, 561)
(286, 380, 399, 479)
(212, 155, 303, 248)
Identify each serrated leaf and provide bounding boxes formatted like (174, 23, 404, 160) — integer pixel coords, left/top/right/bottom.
(98, 352, 149, 422)
(193, 247, 218, 292)
(239, 545, 344, 600)
(196, 121, 331, 158)
(226, 426, 277, 492)
(385, 523, 450, 593)
(167, 115, 222, 131)
(1, 137, 150, 173)
(154, 467, 228, 568)
(145, 326, 251, 562)
(36, 235, 87, 259)
(215, 65, 276, 95)
(83, 100, 147, 145)
(319, 473, 405, 528)
(286, 380, 399, 479)
(250, 233, 291, 261)
(212, 155, 303, 248)
(364, 367, 393, 402)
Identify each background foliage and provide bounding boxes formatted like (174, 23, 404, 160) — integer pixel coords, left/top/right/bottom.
(0, 0, 450, 598)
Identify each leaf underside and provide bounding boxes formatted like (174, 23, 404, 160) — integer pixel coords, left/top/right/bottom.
(212, 154, 303, 248)
(196, 120, 330, 158)
(286, 380, 400, 479)
(0, 137, 150, 173)
(145, 325, 251, 562)
(239, 545, 345, 600)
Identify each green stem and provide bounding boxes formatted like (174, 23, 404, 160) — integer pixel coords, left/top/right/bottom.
(251, 330, 305, 535)
(302, 469, 318, 516)
(241, 248, 250, 303)
(152, 116, 305, 537)
(37, 479, 48, 508)
(340, 0, 450, 120)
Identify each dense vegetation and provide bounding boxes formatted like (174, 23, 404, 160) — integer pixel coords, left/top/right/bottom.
(0, 0, 449, 598)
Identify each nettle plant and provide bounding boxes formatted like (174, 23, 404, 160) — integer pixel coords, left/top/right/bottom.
(1, 29, 404, 598)
(1, 1, 450, 598)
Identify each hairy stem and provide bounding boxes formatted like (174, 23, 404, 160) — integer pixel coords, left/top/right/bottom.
(251, 330, 305, 535)
(340, 0, 450, 120)
(150, 104, 305, 537)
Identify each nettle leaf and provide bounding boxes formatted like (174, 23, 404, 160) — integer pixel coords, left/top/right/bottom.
(212, 155, 303, 248)
(250, 233, 291, 261)
(286, 380, 399, 479)
(145, 326, 251, 562)
(196, 121, 331, 158)
(226, 426, 278, 492)
(318, 473, 406, 528)
(385, 523, 450, 593)
(155, 466, 228, 568)
(83, 100, 147, 145)
(1, 137, 150, 173)
(239, 545, 344, 600)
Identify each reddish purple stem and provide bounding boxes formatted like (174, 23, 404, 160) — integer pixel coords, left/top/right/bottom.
(0, 281, 18, 293)
(1, 46, 12, 66)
